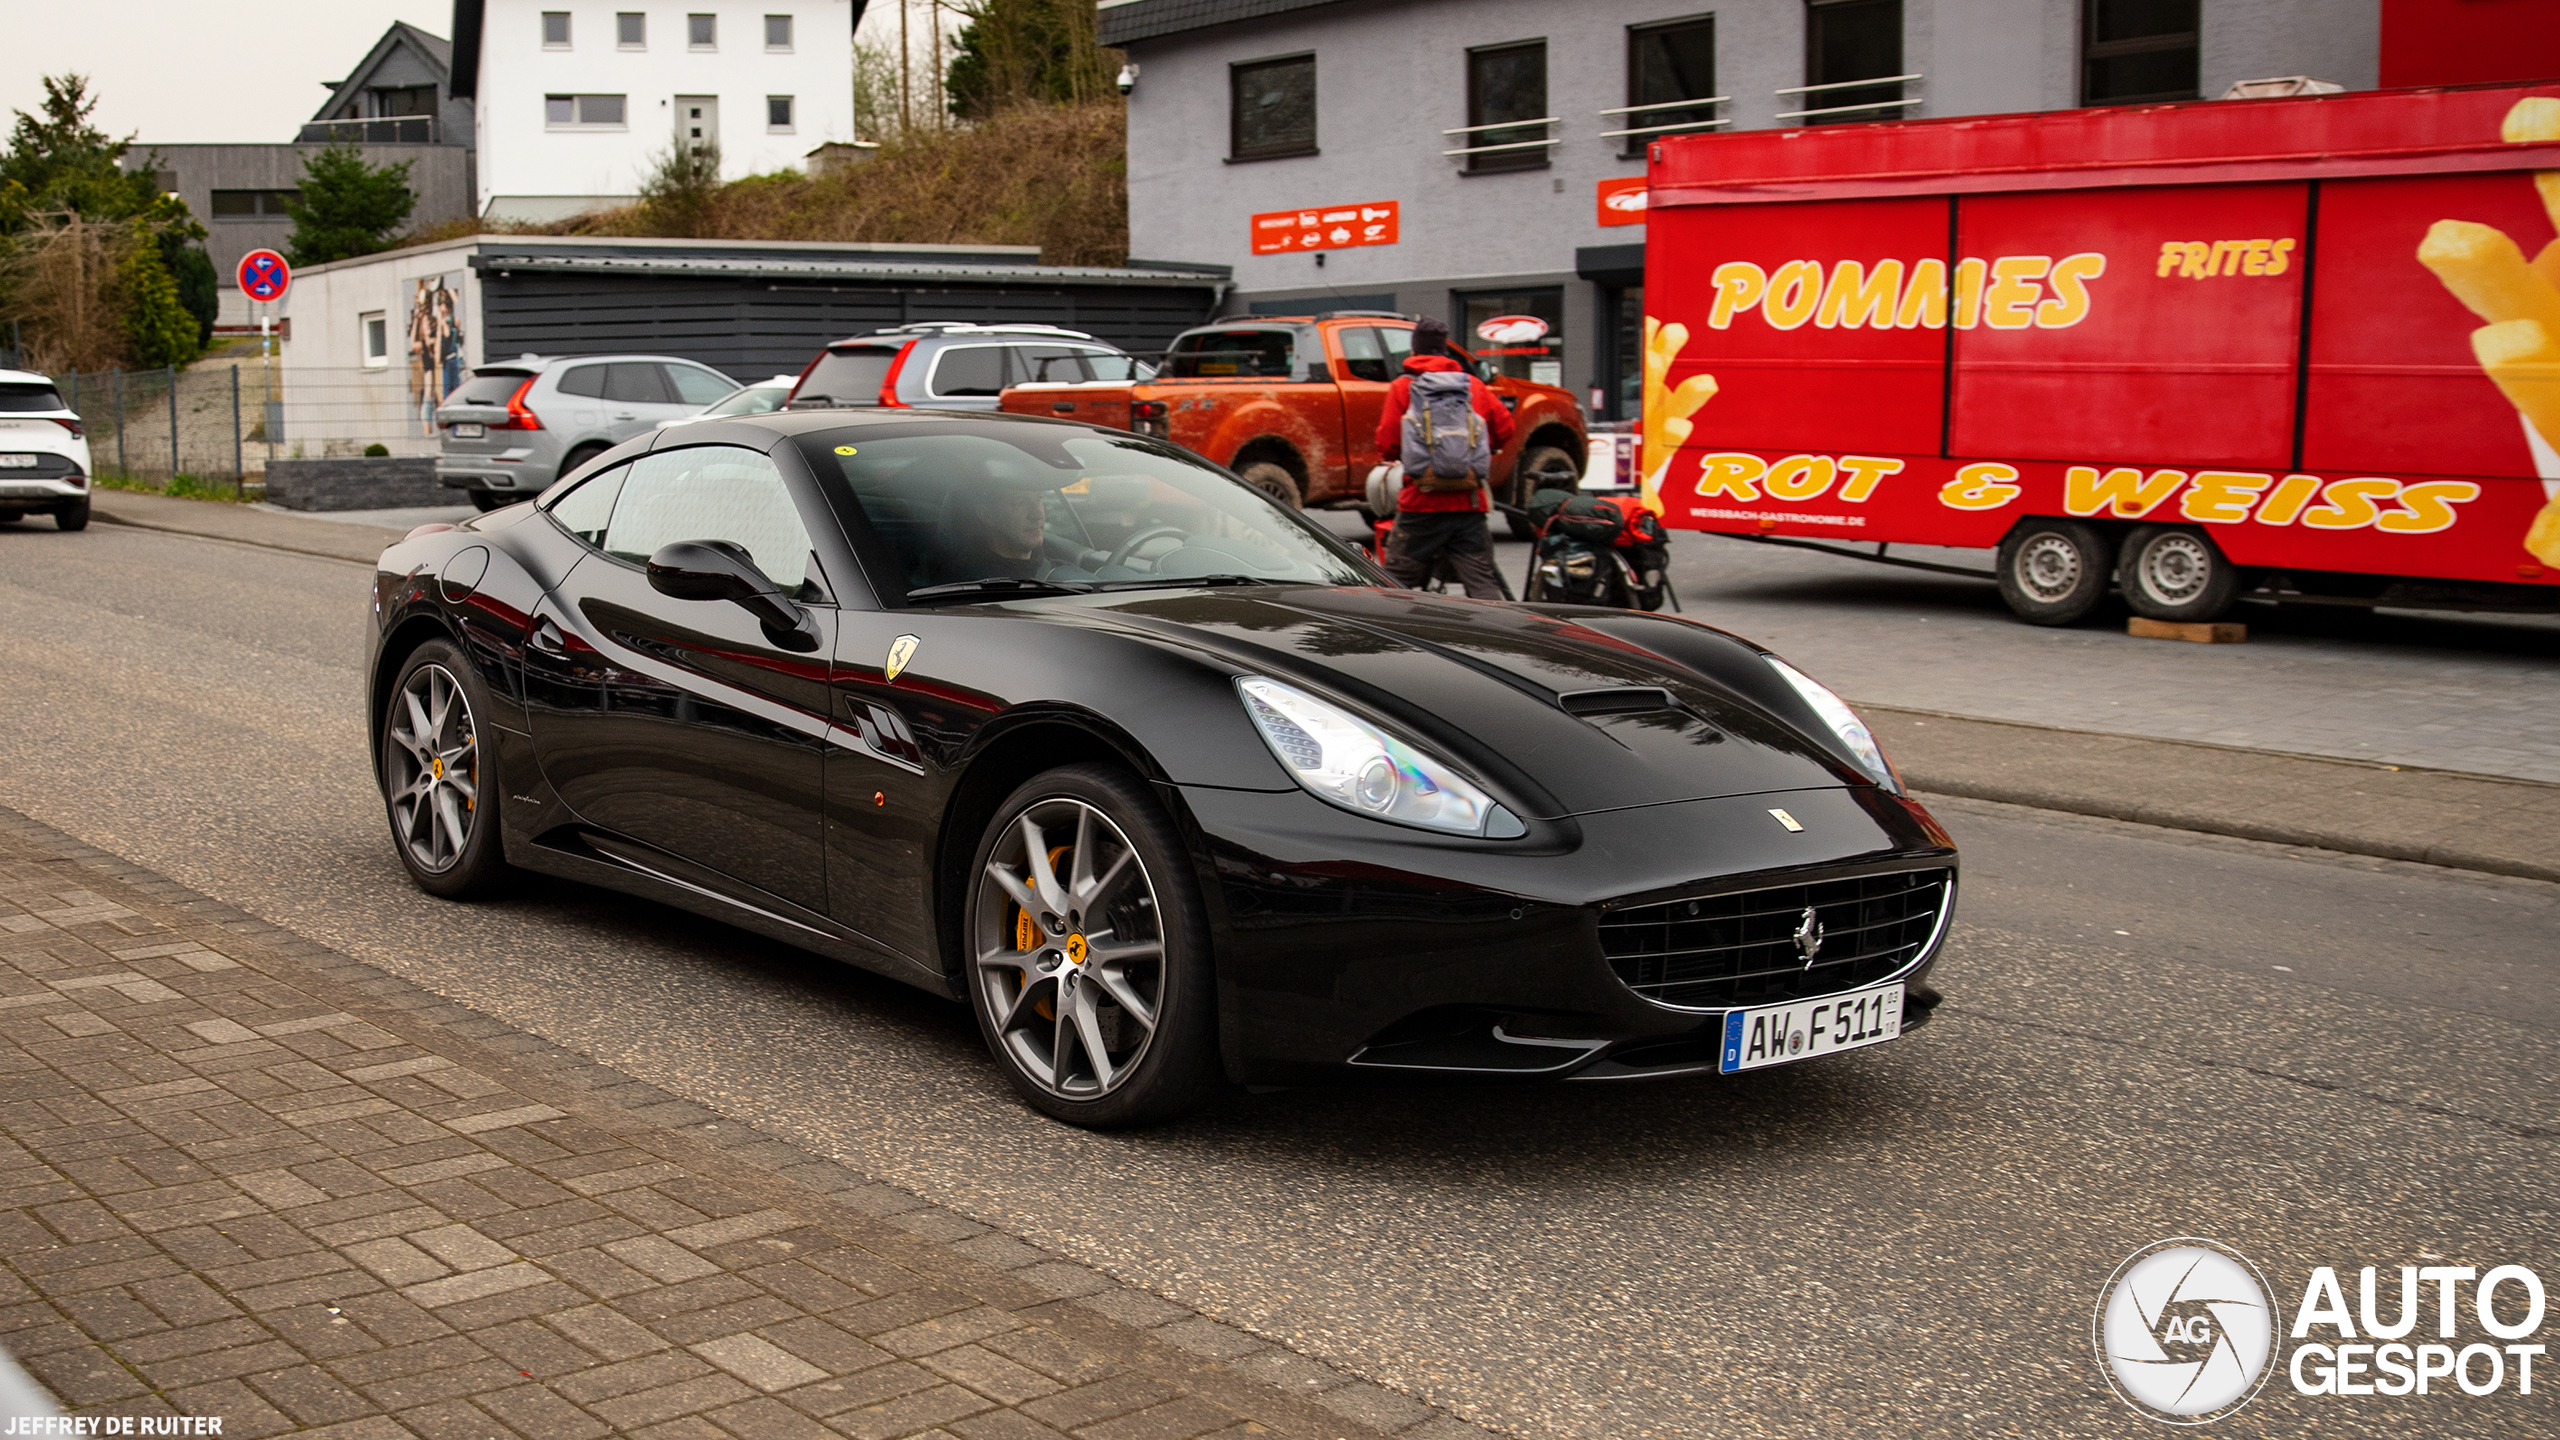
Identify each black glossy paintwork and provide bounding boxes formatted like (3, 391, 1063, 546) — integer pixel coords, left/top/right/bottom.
(364, 407, 1956, 1085)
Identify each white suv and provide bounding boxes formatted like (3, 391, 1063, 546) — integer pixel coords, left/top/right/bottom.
(0, 371, 94, 531)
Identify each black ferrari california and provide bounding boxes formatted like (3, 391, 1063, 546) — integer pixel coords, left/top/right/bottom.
(368, 410, 1956, 1126)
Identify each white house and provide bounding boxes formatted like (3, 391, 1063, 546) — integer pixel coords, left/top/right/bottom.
(450, 0, 859, 221)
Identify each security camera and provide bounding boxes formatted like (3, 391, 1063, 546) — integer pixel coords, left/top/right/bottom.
(1116, 63, 1139, 97)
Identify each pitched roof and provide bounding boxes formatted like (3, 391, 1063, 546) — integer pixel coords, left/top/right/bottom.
(312, 21, 455, 121)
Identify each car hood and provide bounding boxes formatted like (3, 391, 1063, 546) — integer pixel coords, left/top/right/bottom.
(1085, 586, 1863, 819)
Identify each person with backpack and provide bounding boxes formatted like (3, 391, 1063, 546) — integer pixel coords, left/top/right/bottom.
(1372, 317, 1515, 599)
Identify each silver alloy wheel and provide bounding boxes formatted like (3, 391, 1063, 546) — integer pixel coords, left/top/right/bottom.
(973, 797, 1164, 1100)
(2014, 533, 2084, 601)
(386, 663, 481, 874)
(2136, 532, 2214, 606)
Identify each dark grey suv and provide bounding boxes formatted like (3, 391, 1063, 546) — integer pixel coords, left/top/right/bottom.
(435, 354, 737, 510)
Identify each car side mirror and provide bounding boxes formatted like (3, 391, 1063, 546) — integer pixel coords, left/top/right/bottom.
(646, 539, 823, 652)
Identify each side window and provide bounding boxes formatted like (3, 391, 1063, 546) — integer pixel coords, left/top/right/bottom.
(930, 345, 1007, 397)
(604, 446, 816, 593)
(1011, 345, 1093, 385)
(556, 364, 609, 398)
(1380, 326, 1414, 364)
(664, 364, 735, 404)
(605, 363, 675, 404)
(543, 463, 627, 548)
(1337, 327, 1389, 383)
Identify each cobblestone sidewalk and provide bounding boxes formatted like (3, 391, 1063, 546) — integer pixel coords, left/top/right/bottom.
(0, 806, 1492, 1440)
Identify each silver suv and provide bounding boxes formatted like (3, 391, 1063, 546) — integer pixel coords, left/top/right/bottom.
(435, 354, 737, 510)
(786, 323, 1152, 412)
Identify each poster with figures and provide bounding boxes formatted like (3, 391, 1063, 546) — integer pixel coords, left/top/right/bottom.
(407, 274, 466, 434)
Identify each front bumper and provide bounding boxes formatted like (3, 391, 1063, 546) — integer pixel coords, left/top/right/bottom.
(1180, 782, 1957, 1085)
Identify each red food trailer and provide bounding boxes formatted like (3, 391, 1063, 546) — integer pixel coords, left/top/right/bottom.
(1641, 82, 2560, 625)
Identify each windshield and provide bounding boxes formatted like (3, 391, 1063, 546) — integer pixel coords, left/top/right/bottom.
(798, 423, 1376, 603)
(1164, 329, 1297, 379)
(704, 384, 788, 417)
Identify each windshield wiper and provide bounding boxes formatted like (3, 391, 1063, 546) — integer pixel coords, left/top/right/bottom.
(1092, 574, 1284, 591)
(900, 577, 1098, 604)
(786, 393, 843, 408)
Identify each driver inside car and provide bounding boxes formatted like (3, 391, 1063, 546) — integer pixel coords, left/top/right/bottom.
(933, 476, 1105, 585)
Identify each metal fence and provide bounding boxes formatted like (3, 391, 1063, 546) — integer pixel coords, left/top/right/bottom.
(52, 363, 443, 484)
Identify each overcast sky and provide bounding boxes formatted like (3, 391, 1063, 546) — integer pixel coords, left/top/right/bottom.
(2, 1, 895, 148)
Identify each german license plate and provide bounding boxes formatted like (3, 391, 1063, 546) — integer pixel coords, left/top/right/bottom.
(452, 423, 484, 438)
(0, 454, 36, 468)
(1719, 981, 1904, 1073)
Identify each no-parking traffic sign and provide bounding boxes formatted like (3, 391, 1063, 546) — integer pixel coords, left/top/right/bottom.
(237, 249, 291, 303)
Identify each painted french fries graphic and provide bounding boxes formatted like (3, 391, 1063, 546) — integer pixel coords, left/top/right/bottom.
(1642, 316, 1718, 513)
(2421, 96, 2560, 565)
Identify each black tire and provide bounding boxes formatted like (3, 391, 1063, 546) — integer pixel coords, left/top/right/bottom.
(2122, 524, 2241, 622)
(54, 498, 90, 532)
(1235, 459, 1302, 509)
(0, 510, 24, 524)
(964, 763, 1224, 1128)
(1509, 445, 1580, 539)
(380, 639, 512, 899)
(1995, 518, 2112, 625)
(467, 490, 512, 513)
(557, 443, 611, 485)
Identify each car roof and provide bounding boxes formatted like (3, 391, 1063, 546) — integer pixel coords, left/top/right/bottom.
(0, 369, 65, 386)
(824, 324, 1112, 349)
(473, 354, 729, 374)
(665, 406, 1102, 444)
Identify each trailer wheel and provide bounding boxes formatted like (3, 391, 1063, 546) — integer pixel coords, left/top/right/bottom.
(2122, 524, 2240, 623)
(1996, 518, 2112, 626)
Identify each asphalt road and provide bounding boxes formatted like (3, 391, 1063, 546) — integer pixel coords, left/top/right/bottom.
(2, 520, 2554, 1439)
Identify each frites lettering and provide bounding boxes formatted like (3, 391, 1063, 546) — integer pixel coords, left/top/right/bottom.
(1701, 254, 2105, 330)
(2154, 238, 2297, 278)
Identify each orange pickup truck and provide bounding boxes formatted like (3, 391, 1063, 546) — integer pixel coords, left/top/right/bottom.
(999, 312, 1588, 531)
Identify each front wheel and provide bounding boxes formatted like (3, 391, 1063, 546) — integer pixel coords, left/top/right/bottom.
(2122, 524, 2240, 622)
(381, 640, 511, 898)
(1995, 518, 2112, 626)
(965, 764, 1223, 1128)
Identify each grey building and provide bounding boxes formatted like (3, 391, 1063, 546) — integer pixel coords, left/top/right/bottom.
(130, 23, 476, 328)
(1102, 0, 2381, 418)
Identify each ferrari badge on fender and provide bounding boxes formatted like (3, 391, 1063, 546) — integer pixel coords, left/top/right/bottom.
(885, 634, 919, 682)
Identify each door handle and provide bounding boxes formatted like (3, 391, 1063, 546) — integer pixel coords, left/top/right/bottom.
(1051, 402, 1076, 414)
(612, 411, 637, 420)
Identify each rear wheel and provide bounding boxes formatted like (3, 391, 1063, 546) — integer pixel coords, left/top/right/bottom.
(965, 764, 1222, 1128)
(557, 442, 611, 484)
(53, 498, 89, 531)
(1995, 518, 2112, 625)
(467, 490, 511, 513)
(1509, 445, 1580, 539)
(1235, 459, 1302, 509)
(2122, 524, 2240, 622)
(381, 640, 511, 899)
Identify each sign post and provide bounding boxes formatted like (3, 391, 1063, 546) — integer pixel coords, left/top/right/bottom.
(237, 251, 289, 475)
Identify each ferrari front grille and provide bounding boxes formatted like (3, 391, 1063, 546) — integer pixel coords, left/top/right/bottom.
(1599, 868, 1951, 1010)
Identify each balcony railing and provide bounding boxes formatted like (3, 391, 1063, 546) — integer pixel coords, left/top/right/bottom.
(1772, 74, 1923, 123)
(297, 117, 440, 145)
(1441, 116, 1562, 160)
(1596, 96, 1731, 141)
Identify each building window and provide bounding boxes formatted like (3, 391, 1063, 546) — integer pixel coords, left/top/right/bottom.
(1229, 54, 1315, 161)
(767, 95, 795, 130)
(1800, 0, 1906, 126)
(542, 10, 571, 47)
(765, 14, 793, 50)
(366, 85, 438, 118)
(545, 94, 629, 128)
(1620, 15, 1719, 155)
(618, 12, 646, 47)
(208, 189, 299, 217)
(2082, 0, 2199, 104)
(362, 312, 389, 367)
(1465, 40, 1550, 174)
(1457, 289, 1565, 386)
(689, 13, 717, 49)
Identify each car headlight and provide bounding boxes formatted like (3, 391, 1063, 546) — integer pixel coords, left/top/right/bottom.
(1764, 657, 1898, 790)
(1238, 676, 1523, 838)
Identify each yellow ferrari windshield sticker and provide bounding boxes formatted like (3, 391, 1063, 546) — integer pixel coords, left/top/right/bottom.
(834, 445, 858, 455)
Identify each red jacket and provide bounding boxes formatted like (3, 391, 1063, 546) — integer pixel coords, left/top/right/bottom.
(1374, 354, 1516, 514)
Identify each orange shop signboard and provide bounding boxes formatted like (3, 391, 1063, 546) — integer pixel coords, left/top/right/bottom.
(1597, 177, 1648, 227)
(1250, 201, 1400, 254)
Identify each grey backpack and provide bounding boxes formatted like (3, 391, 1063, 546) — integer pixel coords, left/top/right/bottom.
(1400, 371, 1490, 491)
